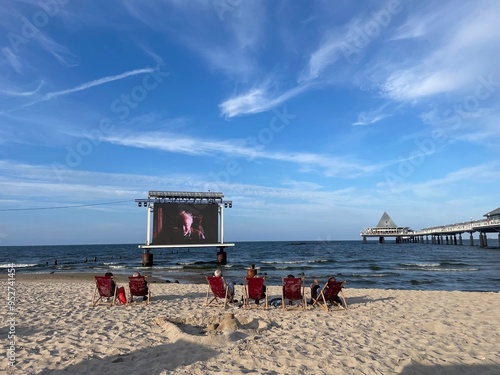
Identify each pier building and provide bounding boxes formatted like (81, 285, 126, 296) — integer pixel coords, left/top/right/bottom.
(360, 212, 413, 244)
(361, 208, 500, 247)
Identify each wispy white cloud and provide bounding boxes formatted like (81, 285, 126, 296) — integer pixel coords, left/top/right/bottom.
(1, 47, 22, 73)
(298, 33, 346, 84)
(219, 13, 360, 118)
(44, 67, 155, 100)
(377, 2, 500, 102)
(0, 80, 45, 97)
(35, 32, 78, 67)
(2, 67, 155, 114)
(377, 162, 500, 196)
(352, 101, 398, 126)
(0, 160, 369, 213)
(124, 0, 263, 78)
(103, 130, 383, 178)
(219, 83, 310, 118)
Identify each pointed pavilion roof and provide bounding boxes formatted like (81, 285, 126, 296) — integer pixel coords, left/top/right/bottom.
(484, 207, 500, 217)
(376, 211, 398, 228)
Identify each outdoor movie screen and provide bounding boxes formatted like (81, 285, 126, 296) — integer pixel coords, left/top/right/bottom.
(152, 203, 219, 245)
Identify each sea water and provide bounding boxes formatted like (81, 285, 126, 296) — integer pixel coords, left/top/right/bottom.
(1, 240, 499, 292)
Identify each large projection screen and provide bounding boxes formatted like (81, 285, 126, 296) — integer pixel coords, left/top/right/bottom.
(152, 203, 218, 245)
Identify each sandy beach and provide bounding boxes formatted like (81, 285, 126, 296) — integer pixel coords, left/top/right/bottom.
(2, 274, 500, 374)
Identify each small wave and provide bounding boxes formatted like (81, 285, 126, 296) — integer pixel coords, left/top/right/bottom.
(261, 260, 305, 265)
(410, 279, 433, 285)
(440, 261, 468, 266)
(397, 267, 479, 272)
(261, 259, 327, 265)
(400, 263, 440, 268)
(0, 263, 38, 268)
(140, 265, 183, 270)
(350, 273, 394, 278)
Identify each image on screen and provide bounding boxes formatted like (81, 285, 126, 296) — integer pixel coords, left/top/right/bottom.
(152, 203, 218, 245)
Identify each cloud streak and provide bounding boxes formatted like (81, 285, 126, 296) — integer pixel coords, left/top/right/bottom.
(103, 130, 383, 178)
(377, 2, 500, 102)
(219, 83, 311, 118)
(44, 67, 155, 100)
(1, 67, 156, 115)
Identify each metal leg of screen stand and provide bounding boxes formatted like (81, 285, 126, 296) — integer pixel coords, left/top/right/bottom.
(142, 249, 153, 267)
(217, 247, 227, 265)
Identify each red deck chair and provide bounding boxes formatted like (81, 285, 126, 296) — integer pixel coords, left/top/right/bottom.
(128, 276, 151, 304)
(204, 276, 231, 309)
(313, 280, 348, 311)
(282, 277, 307, 310)
(92, 275, 117, 306)
(244, 276, 268, 309)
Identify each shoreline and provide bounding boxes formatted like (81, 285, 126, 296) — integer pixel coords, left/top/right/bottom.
(3, 241, 500, 293)
(8, 272, 201, 285)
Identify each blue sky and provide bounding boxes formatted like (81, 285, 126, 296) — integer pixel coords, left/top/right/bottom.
(1, 0, 500, 246)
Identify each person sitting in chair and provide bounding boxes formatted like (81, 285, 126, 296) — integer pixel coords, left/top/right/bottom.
(105, 272, 116, 293)
(104, 272, 117, 302)
(283, 274, 302, 306)
(133, 271, 149, 301)
(310, 279, 320, 304)
(214, 269, 235, 302)
(247, 270, 266, 305)
(327, 276, 343, 306)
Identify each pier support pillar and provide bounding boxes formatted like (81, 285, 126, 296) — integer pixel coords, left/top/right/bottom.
(446, 235, 449, 245)
(363, 236, 367, 244)
(459, 233, 463, 245)
(479, 232, 484, 248)
(483, 233, 488, 248)
(379, 236, 385, 244)
(469, 232, 474, 246)
(453, 235, 457, 245)
(426, 235, 429, 244)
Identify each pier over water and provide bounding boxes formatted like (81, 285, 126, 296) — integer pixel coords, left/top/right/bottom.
(361, 208, 500, 247)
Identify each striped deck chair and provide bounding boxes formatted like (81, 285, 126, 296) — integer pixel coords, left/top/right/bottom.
(313, 280, 348, 311)
(204, 276, 231, 309)
(243, 276, 268, 309)
(282, 276, 307, 310)
(92, 275, 117, 306)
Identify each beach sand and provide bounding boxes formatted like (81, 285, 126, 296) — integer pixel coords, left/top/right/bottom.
(2, 274, 500, 374)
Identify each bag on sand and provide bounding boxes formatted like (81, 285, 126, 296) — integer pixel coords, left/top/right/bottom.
(117, 286, 127, 305)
